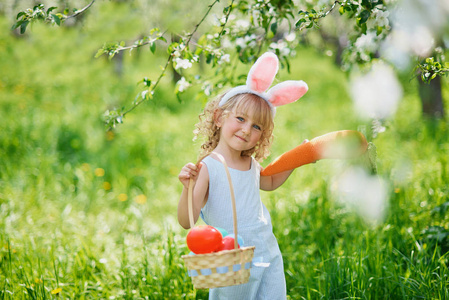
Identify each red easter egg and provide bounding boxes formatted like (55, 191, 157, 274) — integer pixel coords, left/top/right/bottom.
(216, 236, 239, 252)
(186, 225, 223, 254)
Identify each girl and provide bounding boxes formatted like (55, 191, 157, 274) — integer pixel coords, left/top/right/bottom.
(178, 52, 308, 299)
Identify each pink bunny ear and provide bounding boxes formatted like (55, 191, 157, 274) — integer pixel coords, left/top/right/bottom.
(246, 52, 279, 93)
(267, 80, 308, 107)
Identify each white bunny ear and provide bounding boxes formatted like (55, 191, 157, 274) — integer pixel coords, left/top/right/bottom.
(267, 80, 308, 107)
(246, 52, 279, 93)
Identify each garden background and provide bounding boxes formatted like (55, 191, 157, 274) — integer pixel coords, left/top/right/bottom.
(1, 0, 448, 299)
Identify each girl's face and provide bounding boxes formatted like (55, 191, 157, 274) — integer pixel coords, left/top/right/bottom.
(218, 109, 263, 152)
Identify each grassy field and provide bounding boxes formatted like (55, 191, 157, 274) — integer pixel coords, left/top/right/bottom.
(1, 3, 449, 299)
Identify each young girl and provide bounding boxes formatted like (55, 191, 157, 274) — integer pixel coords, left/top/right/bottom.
(178, 52, 308, 299)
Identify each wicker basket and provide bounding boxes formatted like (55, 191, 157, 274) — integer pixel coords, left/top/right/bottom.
(182, 152, 255, 289)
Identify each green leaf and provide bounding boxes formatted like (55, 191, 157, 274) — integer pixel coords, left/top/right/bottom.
(51, 14, 61, 26)
(284, 57, 291, 73)
(206, 53, 213, 64)
(295, 18, 306, 28)
(20, 20, 29, 34)
(149, 27, 160, 35)
(33, 4, 44, 11)
(359, 10, 370, 24)
(376, 26, 383, 36)
(47, 6, 57, 14)
(16, 11, 26, 20)
(176, 92, 183, 103)
(271, 22, 278, 35)
(150, 42, 156, 54)
(143, 77, 151, 87)
(360, 23, 367, 35)
(94, 48, 106, 58)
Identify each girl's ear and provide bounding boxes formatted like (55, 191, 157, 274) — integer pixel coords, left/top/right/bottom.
(267, 80, 308, 107)
(213, 108, 223, 127)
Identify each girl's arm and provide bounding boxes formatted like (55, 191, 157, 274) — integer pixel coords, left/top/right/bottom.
(260, 169, 294, 191)
(260, 139, 309, 191)
(177, 162, 209, 229)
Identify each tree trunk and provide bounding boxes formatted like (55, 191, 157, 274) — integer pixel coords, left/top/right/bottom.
(417, 75, 445, 118)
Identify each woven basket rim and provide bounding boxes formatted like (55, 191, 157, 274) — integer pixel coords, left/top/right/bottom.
(181, 245, 255, 260)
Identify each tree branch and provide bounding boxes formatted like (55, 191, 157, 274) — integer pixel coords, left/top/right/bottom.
(116, 0, 221, 120)
(186, 0, 220, 45)
(218, 0, 235, 38)
(295, 0, 340, 31)
(66, 0, 96, 19)
(122, 56, 172, 117)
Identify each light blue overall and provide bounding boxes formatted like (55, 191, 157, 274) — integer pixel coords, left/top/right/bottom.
(200, 156, 287, 300)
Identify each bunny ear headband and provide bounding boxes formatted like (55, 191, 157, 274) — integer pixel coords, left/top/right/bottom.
(219, 52, 309, 116)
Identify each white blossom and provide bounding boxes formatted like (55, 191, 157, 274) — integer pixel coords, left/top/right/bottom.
(218, 54, 230, 65)
(270, 40, 291, 56)
(176, 77, 191, 92)
(371, 119, 386, 138)
(354, 32, 378, 53)
(235, 19, 250, 31)
(267, 6, 276, 17)
(202, 83, 212, 96)
(236, 37, 246, 48)
(367, 8, 390, 28)
(221, 37, 233, 49)
(382, 0, 449, 68)
(331, 167, 389, 225)
(173, 58, 192, 70)
(284, 32, 296, 42)
(236, 34, 257, 49)
(349, 62, 402, 120)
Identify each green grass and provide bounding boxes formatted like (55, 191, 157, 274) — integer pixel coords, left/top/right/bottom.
(1, 3, 449, 299)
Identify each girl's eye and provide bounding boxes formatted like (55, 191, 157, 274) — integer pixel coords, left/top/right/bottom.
(253, 124, 262, 131)
(237, 117, 244, 122)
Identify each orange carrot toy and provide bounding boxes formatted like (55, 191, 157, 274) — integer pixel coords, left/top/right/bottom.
(261, 130, 368, 176)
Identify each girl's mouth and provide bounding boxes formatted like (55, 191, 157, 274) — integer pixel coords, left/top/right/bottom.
(236, 135, 247, 142)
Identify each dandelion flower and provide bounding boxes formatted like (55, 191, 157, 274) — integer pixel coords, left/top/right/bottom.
(134, 194, 147, 204)
(118, 193, 128, 202)
(95, 168, 105, 177)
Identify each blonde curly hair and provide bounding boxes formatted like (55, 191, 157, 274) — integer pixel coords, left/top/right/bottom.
(194, 93, 274, 162)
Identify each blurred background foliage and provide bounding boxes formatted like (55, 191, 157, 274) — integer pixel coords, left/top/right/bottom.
(1, 0, 449, 299)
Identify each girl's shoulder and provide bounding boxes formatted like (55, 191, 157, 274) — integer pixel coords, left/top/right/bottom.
(200, 155, 215, 166)
(251, 156, 262, 173)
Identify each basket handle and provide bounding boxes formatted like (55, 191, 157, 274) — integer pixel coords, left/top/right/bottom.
(187, 152, 239, 250)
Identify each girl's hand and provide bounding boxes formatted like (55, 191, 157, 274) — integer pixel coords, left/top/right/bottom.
(178, 163, 202, 189)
